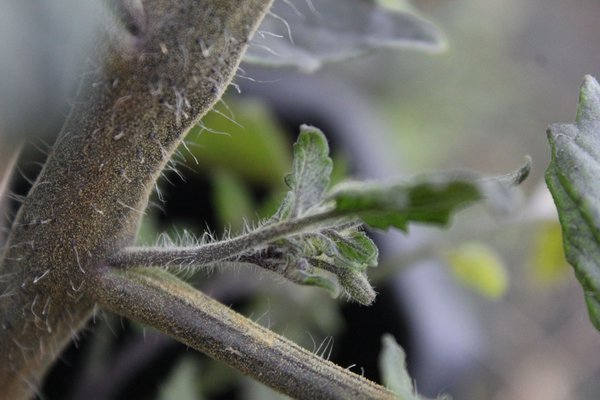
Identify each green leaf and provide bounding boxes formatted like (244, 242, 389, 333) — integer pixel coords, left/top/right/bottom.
(330, 229, 379, 270)
(546, 75, 600, 330)
(302, 229, 378, 273)
(267, 226, 377, 304)
(446, 242, 508, 299)
(284, 125, 333, 217)
(379, 334, 448, 400)
(269, 192, 295, 222)
(329, 162, 530, 230)
(245, 0, 446, 72)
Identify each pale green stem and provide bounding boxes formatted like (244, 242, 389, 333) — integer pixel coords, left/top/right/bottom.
(111, 211, 343, 268)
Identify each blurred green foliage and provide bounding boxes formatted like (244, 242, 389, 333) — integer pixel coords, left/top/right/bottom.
(188, 99, 291, 186)
(529, 221, 568, 285)
(158, 357, 204, 400)
(446, 242, 508, 299)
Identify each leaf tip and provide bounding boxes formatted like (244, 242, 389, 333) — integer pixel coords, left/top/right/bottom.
(513, 156, 532, 186)
(299, 124, 325, 138)
(495, 156, 532, 189)
(585, 292, 600, 331)
(582, 74, 600, 93)
(576, 74, 600, 125)
(295, 124, 331, 164)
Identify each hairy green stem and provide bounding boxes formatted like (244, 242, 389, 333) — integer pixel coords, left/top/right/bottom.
(111, 211, 341, 268)
(92, 267, 397, 400)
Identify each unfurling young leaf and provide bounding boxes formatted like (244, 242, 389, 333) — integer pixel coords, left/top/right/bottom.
(261, 126, 378, 304)
(326, 228, 379, 270)
(254, 126, 528, 305)
(546, 75, 600, 330)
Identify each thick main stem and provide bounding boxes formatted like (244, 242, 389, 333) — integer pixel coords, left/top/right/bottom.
(0, 1, 272, 398)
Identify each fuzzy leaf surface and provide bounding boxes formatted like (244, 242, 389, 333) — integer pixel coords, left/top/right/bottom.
(265, 126, 375, 304)
(326, 228, 379, 271)
(284, 124, 333, 217)
(245, 0, 445, 72)
(546, 75, 600, 330)
(328, 161, 530, 231)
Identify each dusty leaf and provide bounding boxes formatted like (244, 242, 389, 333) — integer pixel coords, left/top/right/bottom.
(546, 75, 600, 330)
(284, 125, 333, 217)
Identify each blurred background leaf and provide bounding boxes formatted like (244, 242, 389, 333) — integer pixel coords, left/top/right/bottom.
(211, 170, 254, 233)
(446, 242, 508, 299)
(529, 221, 569, 285)
(189, 99, 291, 186)
(245, 0, 446, 72)
(158, 357, 204, 400)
